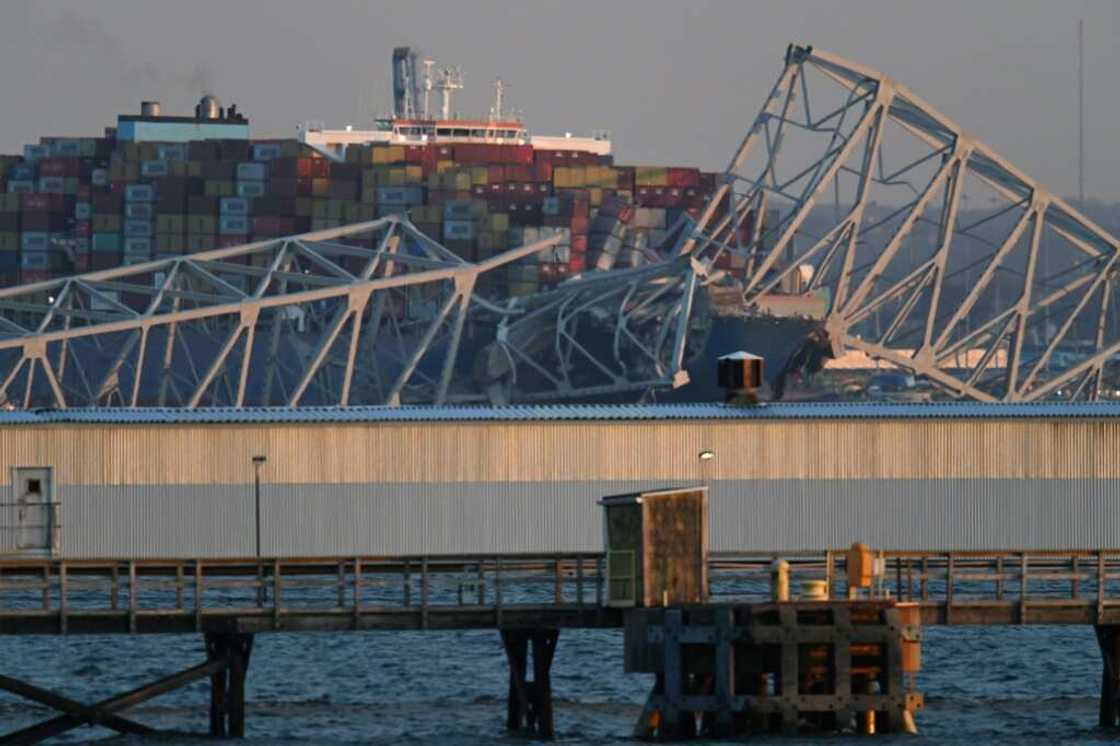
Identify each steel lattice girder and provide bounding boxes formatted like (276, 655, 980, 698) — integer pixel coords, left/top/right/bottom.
(684, 44, 1120, 402)
(0, 215, 704, 409)
(0, 218, 566, 409)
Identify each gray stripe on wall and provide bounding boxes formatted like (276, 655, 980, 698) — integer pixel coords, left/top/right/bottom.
(54, 478, 1120, 558)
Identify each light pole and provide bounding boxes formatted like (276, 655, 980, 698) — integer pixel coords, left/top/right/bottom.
(252, 455, 267, 558)
(698, 450, 715, 490)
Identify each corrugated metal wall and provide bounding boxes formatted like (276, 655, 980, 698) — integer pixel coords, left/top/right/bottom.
(0, 416, 1115, 557)
(1, 418, 1119, 487)
(48, 477, 1120, 558)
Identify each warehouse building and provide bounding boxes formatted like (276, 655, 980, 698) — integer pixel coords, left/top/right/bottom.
(1, 402, 1118, 559)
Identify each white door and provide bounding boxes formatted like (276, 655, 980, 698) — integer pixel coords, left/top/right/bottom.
(13, 468, 52, 552)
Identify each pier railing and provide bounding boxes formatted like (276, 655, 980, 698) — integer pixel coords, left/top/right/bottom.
(1, 550, 1120, 632)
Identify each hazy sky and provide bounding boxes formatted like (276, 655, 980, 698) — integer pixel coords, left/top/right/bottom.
(1, 1, 1117, 199)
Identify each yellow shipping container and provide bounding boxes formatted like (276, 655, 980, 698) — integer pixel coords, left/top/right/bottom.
(361, 186, 378, 204)
(139, 143, 159, 161)
(436, 160, 456, 174)
(453, 172, 472, 191)
(361, 169, 378, 189)
(0, 194, 21, 212)
(488, 213, 509, 232)
(188, 161, 203, 178)
(386, 145, 405, 163)
(187, 235, 214, 253)
(187, 216, 217, 235)
(157, 233, 185, 253)
(92, 215, 121, 232)
(387, 168, 407, 186)
(588, 188, 603, 207)
(204, 181, 235, 197)
(635, 167, 669, 186)
(311, 199, 331, 219)
(471, 167, 489, 185)
(120, 142, 142, 162)
(404, 165, 423, 183)
(156, 215, 185, 234)
(311, 179, 330, 197)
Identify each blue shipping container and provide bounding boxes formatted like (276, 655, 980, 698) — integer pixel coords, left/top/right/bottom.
(21, 250, 47, 270)
(220, 197, 250, 216)
(377, 186, 424, 206)
(443, 220, 476, 241)
(123, 237, 152, 255)
(125, 184, 155, 202)
(92, 233, 122, 253)
(252, 144, 282, 162)
(21, 232, 48, 252)
(219, 216, 250, 235)
(237, 162, 268, 181)
(124, 220, 153, 237)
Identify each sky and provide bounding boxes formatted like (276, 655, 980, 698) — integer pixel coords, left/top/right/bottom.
(0, 1, 1117, 200)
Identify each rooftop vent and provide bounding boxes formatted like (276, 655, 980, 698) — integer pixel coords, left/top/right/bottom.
(717, 351, 764, 406)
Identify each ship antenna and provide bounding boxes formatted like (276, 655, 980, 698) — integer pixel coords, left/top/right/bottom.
(493, 78, 505, 121)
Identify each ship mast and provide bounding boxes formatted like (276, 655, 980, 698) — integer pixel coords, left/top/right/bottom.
(437, 66, 464, 120)
(422, 59, 435, 120)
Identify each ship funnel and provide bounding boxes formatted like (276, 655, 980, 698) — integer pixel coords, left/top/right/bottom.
(198, 95, 221, 120)
(717, 351, 764, 406)
(140, 100, 161, 117)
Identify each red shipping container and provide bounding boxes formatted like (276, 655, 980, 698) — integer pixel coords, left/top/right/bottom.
(271, 157, 311, 179)
(74, 221, 91, 237)
(189, 141, 221, 161)
(571, 235, 588, 254)
(572, 198, 589, 219)
(73, 255, 91, 273)
(21, 269, 53, 285)
(219, 140, 251, 162)
(667, 168, 700, 188)
(569, 254, 586, 272)
(203, 161, 235, 180)
(330, 162, 361, 180)
(21, 212, 66, 232)
(311, 159, 330, 178)
(570, 216, 589, 235)
(90, 254, 120, 271)
(533, 161, 553, 182)
(504, 145, 534, 165)
(404, 145, 427, 164)
(488, 165, 506, 183)
(22, 194, 68, 213)
(93, 191, 123, 213)
(188, 195, 218, 214)
(38, 158, 83, 178)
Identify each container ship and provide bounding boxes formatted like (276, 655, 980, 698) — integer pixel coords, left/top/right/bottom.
(0, 47, 826, 404)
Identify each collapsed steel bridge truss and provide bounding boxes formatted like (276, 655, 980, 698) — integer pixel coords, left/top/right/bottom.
(687, 45, 1120, 401)
(0, 217, 705, 408)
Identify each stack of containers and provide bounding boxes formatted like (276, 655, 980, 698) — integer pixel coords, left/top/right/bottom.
(0, 126, 726, 293)
(0, 193, 20, 283)
(123, 183, 154, 265)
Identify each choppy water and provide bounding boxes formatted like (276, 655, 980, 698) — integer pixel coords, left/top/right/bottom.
(0, 625, 1112, 744)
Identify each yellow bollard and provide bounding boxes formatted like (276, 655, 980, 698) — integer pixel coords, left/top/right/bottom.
(771, 559, 790, 601)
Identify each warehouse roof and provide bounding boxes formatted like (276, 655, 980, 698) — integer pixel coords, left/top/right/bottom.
(0, 401, 1119, 425)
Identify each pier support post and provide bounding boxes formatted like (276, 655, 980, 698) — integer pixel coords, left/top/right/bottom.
(1097, 625, 1120, 727)
(205, 631, 255, 739)
(501, 628, 559, 739)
